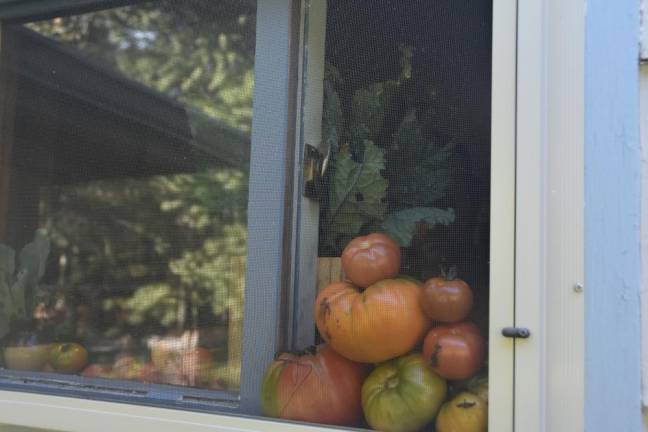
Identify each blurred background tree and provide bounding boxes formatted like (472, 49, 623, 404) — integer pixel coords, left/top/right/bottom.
(20, 0, 256, 380)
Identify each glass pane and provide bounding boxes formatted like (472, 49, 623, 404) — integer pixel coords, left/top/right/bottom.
(260, 0, 492, 430)
(0, 0, 256, 392)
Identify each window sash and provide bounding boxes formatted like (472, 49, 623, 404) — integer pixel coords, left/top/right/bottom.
(0, 0, 302, 417)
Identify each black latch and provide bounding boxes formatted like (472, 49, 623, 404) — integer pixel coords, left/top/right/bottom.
(303, 144, 325, 201)
(501, 327, 531, 339)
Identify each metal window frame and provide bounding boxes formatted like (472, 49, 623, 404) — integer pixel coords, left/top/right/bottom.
(0, 0, 303, 418)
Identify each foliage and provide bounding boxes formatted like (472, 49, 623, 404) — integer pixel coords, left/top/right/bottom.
(322, 66, 455, 253)
(0, 232, 51, 339)
(327, 142, 388, 250)
(383, 207, 455, 247)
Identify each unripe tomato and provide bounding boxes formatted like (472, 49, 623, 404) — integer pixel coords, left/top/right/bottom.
(423, 322, 486, 380)
(436, 392, 488, 432)
(49, 343, 88, 373)
(341, 233, 401, 288)
(261, 344, 368, 426)
(315, 279, 431, 363)
(362, 354, 447, 432)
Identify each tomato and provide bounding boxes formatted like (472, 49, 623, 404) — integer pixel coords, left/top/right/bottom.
(362, 354, 447, 432)
(180, 347, 213, 387)
(315, 278, 431, 363)
(81, 364, 113, 379)
(138, 363, 163, 384)
(422, 322, 486, 380)
(421, 273, 473, 322)
(3, 345, 51, 371)
(341, 233, 401, 288)
(49, 343, 88, 373)
(112, 355, 141, 380)
(261, 344, 368, 426)
(436, 392, 488, 432)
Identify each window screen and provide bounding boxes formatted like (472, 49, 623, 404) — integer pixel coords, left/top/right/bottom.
(0, 0, 255, 394)
(258, 0, 492, 430)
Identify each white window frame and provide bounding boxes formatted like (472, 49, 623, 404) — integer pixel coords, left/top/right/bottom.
(0, 0, 588, 430)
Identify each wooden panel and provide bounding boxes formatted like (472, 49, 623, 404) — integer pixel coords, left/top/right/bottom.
(317, 257, 344, 292)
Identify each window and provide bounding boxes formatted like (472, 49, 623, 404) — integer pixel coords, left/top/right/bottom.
(0, 0, 256, 408)
(0, 0, 516, 430)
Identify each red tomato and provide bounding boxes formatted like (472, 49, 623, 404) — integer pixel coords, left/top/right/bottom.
(261, 344, 369, 426)
(49, 343, 88, 373)
(341, 233, 401, 288)
(81, 364, 112, 379)
(315, 279, 431, 363)
(138, 363, 163, 384)
(421, 275, 473, 322)
(423, 322, 486, 380)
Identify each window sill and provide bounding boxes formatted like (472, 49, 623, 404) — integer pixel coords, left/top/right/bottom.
(0, 391, 346, 432)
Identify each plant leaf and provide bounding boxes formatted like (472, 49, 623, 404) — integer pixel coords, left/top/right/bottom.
(16, 231, 50, 318)
(388, 110, 453, 207)
(0, 245, 14, 339)
(350, 81, 398, 143)
(328, 141, 388, 250)
(383, 207, 455, 247)
(322, 80, 343, 157)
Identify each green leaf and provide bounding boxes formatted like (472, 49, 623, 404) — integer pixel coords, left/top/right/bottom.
(15, 231, 50, 318)
(0, 244, 15, 277)
(383, 207, 455, 247)
(350, 81, 398, 143)
(9, 270, 28, 320)
(328, 141, 388, 250)
(322, 80, 343, 155)
(388, 110, 453, 207)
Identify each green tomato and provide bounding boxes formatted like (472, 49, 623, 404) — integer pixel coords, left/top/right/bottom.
(362, 353, 447, 432)
(49, 343, 88, 373)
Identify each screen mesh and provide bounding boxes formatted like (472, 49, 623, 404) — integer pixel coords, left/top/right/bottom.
(310, 1, 492, 429)
(0, 0, 255, 391)
(318, 0, 492, 327)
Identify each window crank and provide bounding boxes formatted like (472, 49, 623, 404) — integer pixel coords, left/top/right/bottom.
(501, 327, 531, 339)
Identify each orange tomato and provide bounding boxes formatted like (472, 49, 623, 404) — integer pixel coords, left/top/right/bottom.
(341, 233, 401, 288)
(315, 278, 431, 363)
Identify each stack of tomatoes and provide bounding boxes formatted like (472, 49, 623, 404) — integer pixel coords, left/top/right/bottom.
(261, 233, 488, 432)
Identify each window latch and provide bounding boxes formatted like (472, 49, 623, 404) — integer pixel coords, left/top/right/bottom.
(303, 144, 326, 201)
(501, 327, 530, 339)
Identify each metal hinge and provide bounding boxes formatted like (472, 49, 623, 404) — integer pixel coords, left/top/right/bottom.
(303, 144, 326, 201)
(501, 327, 531, 339)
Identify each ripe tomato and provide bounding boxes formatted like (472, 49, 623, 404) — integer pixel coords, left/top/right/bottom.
(49, 343, 88, 373)
(261, 344, 368, 426)
(315, 279, 431, 363)
(138, 363, 163, 384)
(112, 355, 141, 380)
(81, 364, 113, 379)
(180, 347, 213, 387)
(423, 322, 486, 380)
(421, 274, 473, 322)
(436, 392, 488, 432)
(362, 354, 447, 432)
(341, 233, 401, 288)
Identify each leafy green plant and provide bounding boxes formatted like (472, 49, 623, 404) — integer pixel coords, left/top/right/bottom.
(321, 72, 455, 253)
(0, 232, 51, 339)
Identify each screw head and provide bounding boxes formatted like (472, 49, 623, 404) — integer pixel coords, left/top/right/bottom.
(573, 283, 584, 293)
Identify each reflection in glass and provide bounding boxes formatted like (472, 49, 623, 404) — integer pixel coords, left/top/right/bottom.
(0, 0, 256, 391)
